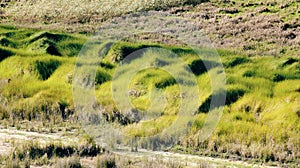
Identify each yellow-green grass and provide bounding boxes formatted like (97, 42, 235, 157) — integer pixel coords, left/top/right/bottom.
(0, 26, 299, 164)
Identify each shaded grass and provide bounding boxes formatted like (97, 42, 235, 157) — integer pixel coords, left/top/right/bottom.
(0, 46, 15, 61)
(34, 59, 61, 80)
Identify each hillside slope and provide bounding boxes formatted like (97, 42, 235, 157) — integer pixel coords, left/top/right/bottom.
(0, 25, 299, 166)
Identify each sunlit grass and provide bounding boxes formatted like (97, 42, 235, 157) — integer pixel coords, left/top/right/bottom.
(0, 25, 299, 164)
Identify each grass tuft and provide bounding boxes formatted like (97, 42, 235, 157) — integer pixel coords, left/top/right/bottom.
(0, 46, 14, 61)
(34, 59, 61, 80)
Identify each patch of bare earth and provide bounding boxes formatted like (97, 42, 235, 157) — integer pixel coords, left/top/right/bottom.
(0, 125, 79, 155)
(175, 2, 300, 56)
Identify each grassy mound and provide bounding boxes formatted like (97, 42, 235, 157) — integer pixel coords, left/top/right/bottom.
(0, 27, 299, 165)
(0, 26, 86, 57)
(106, 42, 161, 63)
(27, 38, 62, 56)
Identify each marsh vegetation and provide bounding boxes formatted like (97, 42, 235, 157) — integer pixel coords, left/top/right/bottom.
(0, 0, 299, 167)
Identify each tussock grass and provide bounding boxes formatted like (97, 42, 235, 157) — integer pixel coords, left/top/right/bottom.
(0, 138, 103, 167)
(96, 154, 116, 168)
(34, 59, 61, 80)
(95, 68, 111, 85)
(189, 59, 220, 76)
(198, 86, 245, 113)
(0, 26, 299, 166)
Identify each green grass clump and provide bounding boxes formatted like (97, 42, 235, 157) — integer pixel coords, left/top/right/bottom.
(0, 37, 17, 48)
(188, 59, 220, 76)
(0, 46, 14, 61)
(95, 69, 111, 85)
(225, 57, 250, 68)
(96, 154, 116, 168)
(106, 42, 161, 63)
(154, 75, 176, 89)
(34, 59, 61, 80)
(242, 70, 256, 77)
(198, 86, 245, 113)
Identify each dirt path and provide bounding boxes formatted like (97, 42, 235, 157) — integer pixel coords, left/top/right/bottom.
(112, 146, 275, 168)
(0, 127, 78, 155)
(0, 127, 276, 167)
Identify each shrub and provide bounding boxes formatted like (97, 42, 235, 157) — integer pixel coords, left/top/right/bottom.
(79, 144, 101, 157)
(198, 89, 225, 113)
(28, 38, 62, 56)
(99, 61, 115, 69)
(170, 47, 195, 55)
(110, 108, 141, 125)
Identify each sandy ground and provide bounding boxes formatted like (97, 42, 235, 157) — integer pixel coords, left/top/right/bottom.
(0, 126, 278, 167)
(0, 126, 79, 155)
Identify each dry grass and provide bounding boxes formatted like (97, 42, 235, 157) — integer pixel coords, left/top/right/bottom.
(2, 0, 200, 24)
(1, 0, 299, 56)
